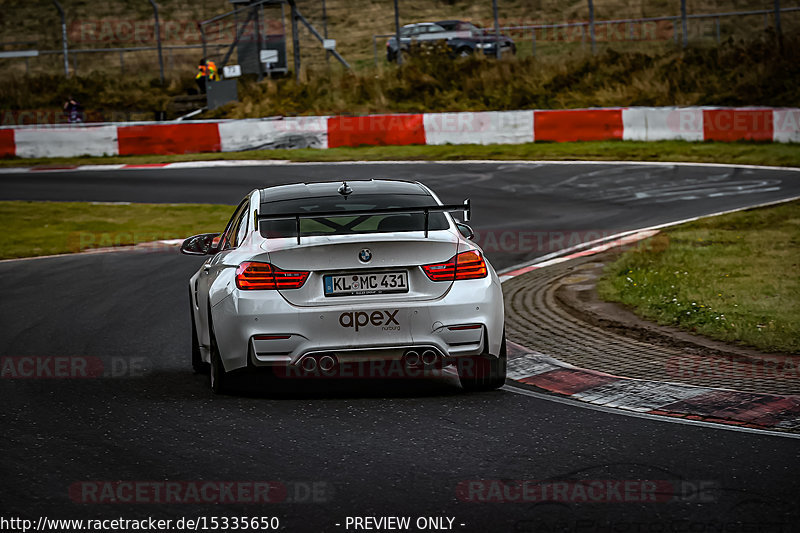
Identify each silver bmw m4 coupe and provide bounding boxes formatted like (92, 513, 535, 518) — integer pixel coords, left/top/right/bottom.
(181, 179, 506, 394)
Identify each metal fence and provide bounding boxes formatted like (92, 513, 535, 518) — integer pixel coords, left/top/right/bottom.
(1, 1, 798, 79)
(0, 0, 349, 81)
(5, 43, 237, 77)
(372, 4, 800, 67)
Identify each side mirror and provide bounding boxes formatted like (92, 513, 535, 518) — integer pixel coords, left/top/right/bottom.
(456, 222, 475, 240)
(180, 233, 221, 256)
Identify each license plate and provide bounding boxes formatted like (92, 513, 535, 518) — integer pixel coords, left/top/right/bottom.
(323, 271, 408, 297)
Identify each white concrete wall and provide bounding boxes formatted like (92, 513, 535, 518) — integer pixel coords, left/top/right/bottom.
(14, 125, 119, 158)
(423, 111, 534, 145)
(219, 117, 329, 152)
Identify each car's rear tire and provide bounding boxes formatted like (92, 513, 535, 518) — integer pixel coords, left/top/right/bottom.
(207, 309, 229, 394)
(209, 333, 229, 394)
(190, 290, 209, 374)
(458, 333, 507, 392)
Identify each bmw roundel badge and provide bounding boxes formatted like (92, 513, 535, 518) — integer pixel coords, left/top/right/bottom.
(359, 248, 372, 263)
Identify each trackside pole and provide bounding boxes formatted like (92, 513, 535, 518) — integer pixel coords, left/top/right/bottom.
(52, 0, 69, 77)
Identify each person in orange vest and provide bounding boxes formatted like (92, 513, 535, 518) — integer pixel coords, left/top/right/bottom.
(195, 59, 209, 94)
(206, 59, 220, 82)
(195, 58, 220, 94)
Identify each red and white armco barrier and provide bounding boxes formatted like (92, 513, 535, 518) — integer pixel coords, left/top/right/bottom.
(1, 107, 797, 158)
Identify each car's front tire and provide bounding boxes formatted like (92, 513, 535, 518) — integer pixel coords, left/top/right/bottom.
(458, 333, 507, 391)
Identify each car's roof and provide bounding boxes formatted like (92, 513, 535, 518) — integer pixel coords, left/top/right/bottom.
(402, 22, 440, 28)
(436, 20, 474, 26)
(259, 179, 430, 204)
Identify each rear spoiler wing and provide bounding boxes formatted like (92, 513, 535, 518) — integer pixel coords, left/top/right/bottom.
(255, 199, 471, 244)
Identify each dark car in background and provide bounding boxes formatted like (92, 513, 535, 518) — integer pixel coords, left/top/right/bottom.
(387, 20, 516, 62)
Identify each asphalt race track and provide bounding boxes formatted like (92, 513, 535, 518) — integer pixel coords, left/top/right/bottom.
(1, 162, 799, 532)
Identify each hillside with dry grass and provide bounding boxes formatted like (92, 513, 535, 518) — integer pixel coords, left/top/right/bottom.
(1, 0, 790, 74)
(0, 0, 797, 120)
(219, 35, 800, 117)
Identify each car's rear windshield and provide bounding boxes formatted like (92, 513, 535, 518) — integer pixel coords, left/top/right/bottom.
(259, 194, 450, 239)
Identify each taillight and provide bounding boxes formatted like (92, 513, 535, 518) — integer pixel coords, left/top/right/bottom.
(422, 250, 487, 281)
(236, 262, 309, 290)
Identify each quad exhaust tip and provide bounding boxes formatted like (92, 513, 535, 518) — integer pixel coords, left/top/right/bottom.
(404, 350, 420, 367)
(318, 355, 337, 372)
(299, 354, 339, 373)
(421, 350, 438, 367)
(403, 349, 441, 369)
(302, 351, 440, 372)
(301, 357, 317, 372)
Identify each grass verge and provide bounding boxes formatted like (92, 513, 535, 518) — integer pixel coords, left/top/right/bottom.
(597, 200, 800, 353)
(0, 201, 231, 260)
(2, 141, 799, 168)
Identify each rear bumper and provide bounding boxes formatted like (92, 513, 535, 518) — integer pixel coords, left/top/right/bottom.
(211, 274, 504, 373)
(479, 43, 514, 54)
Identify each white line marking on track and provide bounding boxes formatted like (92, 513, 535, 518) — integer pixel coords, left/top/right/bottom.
(501, 384, 800, 440)
(0, 159, 798, 174)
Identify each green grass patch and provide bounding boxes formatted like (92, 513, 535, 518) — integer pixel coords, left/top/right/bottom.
(2, 141, 799, 168)
(0, 201, 231, 260)
(597, 200, 800, 353)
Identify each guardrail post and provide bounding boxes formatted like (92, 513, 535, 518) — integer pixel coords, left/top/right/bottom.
(373, 35, 378, 67)
(532, 27, 537, 56)
(680, 0, 688, 48)
(290, 0, 301, 79)
(588, 0, 596, 54)
(322, 0, 330, 66)
(52, 0, 69, 77)
(253, 4, 265, 81)
(492, 0, 501, 59)
(198, 24, 208, 61)
(119, 51, 124, 74)
(774, 0, 783, 50)
(148, 0, 165, 85)
(715, 17, 720, 44)
(393, 0, 402, 65)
